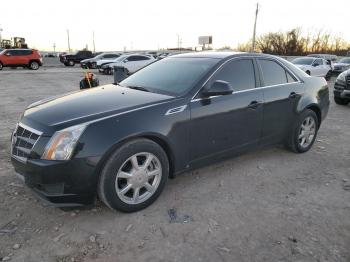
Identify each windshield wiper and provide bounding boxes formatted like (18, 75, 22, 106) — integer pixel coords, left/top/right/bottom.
(126, 85, 150, 92)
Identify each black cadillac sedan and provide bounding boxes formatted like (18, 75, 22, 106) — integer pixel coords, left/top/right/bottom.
(11, 52, 330, 212)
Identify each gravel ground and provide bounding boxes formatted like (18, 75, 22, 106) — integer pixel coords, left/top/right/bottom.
(0, 59, 349, 262)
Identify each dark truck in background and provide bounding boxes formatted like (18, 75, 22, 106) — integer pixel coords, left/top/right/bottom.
(60, 50, 94, 66)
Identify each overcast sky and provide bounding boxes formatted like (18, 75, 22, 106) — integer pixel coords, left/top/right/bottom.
(0, 0, 349, 51)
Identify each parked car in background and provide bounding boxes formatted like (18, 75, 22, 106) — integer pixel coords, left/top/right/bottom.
(307, 54, 337, 62)
(104, 54, 156, 75)
(333, 69, 350, 105)
(307, 54, 335, 71)
(81, 52, 121, 69)
(292, 57, 332, 80)
(0, 49, 42, 70)
(333, 57, 350, 74)
(10, 52, 329, 212)
(60, 50, 93, 66)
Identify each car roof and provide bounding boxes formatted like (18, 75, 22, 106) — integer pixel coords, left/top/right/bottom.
(170, 51, 283, 60)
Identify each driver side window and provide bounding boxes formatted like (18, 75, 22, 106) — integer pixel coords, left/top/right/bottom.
(209, 59, 256, 92)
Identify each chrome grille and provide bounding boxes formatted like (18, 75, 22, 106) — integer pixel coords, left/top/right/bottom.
(346, 76, 350, 89)
(11, 123, 42, 162)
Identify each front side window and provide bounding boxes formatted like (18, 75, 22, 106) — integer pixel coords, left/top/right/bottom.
(210, 59, 256, 92)
(259, 59, 288, 86)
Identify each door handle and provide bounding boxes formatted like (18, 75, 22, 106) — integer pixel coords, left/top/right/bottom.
(247, 101, 262, 109)
(289, 92, 298, 99)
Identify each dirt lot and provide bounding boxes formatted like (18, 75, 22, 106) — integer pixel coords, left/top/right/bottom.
(0, 59, 349, 262)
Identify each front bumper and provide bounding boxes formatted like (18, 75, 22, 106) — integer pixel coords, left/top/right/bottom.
(11, 156, 99, 207)
(334, 89, 350, 99)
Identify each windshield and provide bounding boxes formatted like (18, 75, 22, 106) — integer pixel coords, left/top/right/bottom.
(339, 58, 350, 64)
(0, 49, 4, 54)
(112, 55, 127, 62)
(120, 57, 219, 96)
(292, 58, 314, 65)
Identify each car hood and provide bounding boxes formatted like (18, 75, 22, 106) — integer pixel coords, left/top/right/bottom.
(334, 62, 350, 67)
(97, 59, 115, 65)
(22, 84, 174, 135)
(294, 64, 310, 69)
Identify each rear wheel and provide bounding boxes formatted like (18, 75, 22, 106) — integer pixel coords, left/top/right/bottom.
(29, 61, 39, 70)
(305, 70, 311, 75)
(0, 63, 3, 70)
(334, 97, 349, 105)
(98, 139, 169, 212)
(286, 109, 318, 153)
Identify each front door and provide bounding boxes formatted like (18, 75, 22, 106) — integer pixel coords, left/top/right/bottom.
(189, 58, 264, 163)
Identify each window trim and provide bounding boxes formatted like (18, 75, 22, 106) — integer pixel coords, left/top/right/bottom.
(256, 57, 301, 88)
(192, 56, 258, 101)
(191, 56, 302, 102)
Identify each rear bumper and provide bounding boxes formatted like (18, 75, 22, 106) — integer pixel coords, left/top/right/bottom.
(11, 156, 99, 207)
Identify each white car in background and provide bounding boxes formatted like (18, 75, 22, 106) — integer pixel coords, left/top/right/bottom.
(333, 57, 350, 74)
(103, 54, 156, 75)
(292, 57, 332, 80)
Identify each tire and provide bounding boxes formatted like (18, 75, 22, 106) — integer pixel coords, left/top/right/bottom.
(286, 109, 319, 153)
(68, 60, 75, 66)
(29, 61, 39, 70)
(334, 97, 349, 105)
(98, 139, 169, 212)
(305, 70, 311, 75)
(91, 62, 97, 69)
(0, 63, 3, 70)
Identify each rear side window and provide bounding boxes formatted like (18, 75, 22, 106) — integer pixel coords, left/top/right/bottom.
(211, 59, 256, 91)
(259, 59, 290, 86)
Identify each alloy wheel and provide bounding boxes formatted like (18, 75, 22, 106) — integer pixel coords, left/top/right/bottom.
(30, 62, 39, 70)
(298, 116, 316, 148)
(115, 152, 162, 205)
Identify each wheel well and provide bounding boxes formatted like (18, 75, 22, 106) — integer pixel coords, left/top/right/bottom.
(29, 59, 40, 64)
(96, 135, 175, 181)
(306, 105, 321, 127)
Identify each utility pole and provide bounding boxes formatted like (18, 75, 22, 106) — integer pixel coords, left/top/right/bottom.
(0, 25, 3, 44)
(92, 31, 95, 53)
(252, 3, 259, 52)
(176, 34, 180, 51)
(67, 29, 71, 52)
(53, 43, 56, 53)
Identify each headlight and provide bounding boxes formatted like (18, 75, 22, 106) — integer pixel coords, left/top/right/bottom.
(42, 124, 87, 160)
(337, 71, 347, 82)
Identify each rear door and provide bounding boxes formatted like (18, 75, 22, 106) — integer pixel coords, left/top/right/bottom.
(257, 58, 304, 145)
(189, 58, 264, 162)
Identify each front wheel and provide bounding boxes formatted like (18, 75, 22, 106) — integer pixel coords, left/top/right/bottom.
(98, 139, 169, 212)
(0, 63, 3, 70)
(334, 97, 349, 105)
(286, 109, 318, 153)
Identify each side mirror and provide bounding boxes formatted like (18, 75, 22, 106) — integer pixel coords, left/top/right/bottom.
(123, 59, 128, 63)
(313, 63, 319, 67)
(202, 80, 233, 97)
(5, 53, 11, 56)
